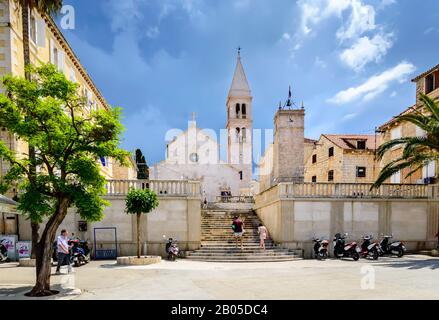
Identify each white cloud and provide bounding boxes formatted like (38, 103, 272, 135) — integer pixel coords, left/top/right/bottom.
(315, 56, 327, 69)
(340, 33, 393, 71)
(328, 61, 416, 104)
(336, 0, 376, 42)
(281, 33, 291, 41)
(342, 113, 358, 120)
(390, 91, 397, 98)
(146, 26, 160, 39)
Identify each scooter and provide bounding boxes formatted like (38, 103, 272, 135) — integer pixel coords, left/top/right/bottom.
(333, 233, 360, 261)
(0, 239, 10, 263)
(359, 235, 379, 260)
(312, 237, 329, 260)
(378, 235, 405, 257)
(69, 239, 90, 267)
(164, 236, 180, 261)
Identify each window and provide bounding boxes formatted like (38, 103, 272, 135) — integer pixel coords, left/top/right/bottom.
(328, 170, 334, 182)
(328, 147, 334, 157)
(242, 104, 247, 119)
(311, 176, 317, 183)
(239, 171, 243, 180)
(390, 126, 402, 140)
(235, 104, 240, 118)
(235, 127, 240, 142)
(29, 14, 37, 44)
(189, 153, 199, 163)
(242, 127, 246, 143)
(390, 171, 401, 184)
(422, 160, 436, 179)
(426, 74, 435, 94)
(357, 140, 366, 150)
(416, 126, 426, 138)
(356, 167, 366, 178)
(312, 154, 317, 164)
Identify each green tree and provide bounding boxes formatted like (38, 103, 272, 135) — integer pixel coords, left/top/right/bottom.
(372, 93, 439, 188)
(135, 149, 149, 180)
(13, 0, 64, 259)
(0, 64, 129, 296)
(125, 189, 159, 258)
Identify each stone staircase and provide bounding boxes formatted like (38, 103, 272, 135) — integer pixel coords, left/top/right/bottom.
(186, 210, 302, 262)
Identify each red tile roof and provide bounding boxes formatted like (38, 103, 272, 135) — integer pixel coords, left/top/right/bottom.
(322, 134, 377, 151)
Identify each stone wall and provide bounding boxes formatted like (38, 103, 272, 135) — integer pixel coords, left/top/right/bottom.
(18, 195, 201, 258)
(254, 184, 439, 258)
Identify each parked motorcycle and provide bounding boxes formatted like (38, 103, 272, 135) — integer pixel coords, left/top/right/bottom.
(359, 235, 379, 260)
(164, 236, 180, 261)
(69, 239, 90, 267)
(333, 233, 360, 261)
(0, 239, 10, 263)
(312, 237, 329, 260)
(378, 235, 405, 257)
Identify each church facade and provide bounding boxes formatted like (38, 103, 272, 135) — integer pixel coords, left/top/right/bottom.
(150, 53, 256, 202)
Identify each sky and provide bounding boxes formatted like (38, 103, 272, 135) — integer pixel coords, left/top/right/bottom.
(58, 0, 439, 165)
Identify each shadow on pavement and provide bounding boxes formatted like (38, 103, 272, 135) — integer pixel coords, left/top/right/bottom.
(0, 285, 33, 297)
(375, 258, 439, 270)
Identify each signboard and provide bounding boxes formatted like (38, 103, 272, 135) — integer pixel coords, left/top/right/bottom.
(0, 235, 17, 261)
(16, 241, 31, 259)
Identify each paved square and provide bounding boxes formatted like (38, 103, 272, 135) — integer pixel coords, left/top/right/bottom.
(1, 255, 438, 300)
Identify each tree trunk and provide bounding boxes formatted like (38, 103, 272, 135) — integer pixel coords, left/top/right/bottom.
(21, 0, 40, 259)
(30, 221, 39, 259)
(29, 197, 70, 297)
(136, 213, 141, 258)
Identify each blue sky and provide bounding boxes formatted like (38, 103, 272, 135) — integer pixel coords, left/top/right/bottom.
(59, 0, 439, 165)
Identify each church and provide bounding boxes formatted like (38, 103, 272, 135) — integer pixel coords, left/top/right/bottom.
(150, 51, 257, 202)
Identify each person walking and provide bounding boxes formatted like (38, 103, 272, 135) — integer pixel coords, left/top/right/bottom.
(232, 216, 244, 250)
(258, 223, 269, 250)
(55, 229, 73, 275)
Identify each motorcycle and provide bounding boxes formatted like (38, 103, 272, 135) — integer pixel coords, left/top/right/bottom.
(164, 236, 179, 261)
(378, 234, 405, 257)
(0, 239, 10, 263)
(333, 233, 360, 261)
(69, 239, 90, 267)
(359, 235, 379, 260)
(312, 237, 329, 260)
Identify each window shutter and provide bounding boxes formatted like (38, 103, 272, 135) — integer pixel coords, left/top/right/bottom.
(58, 50, 65, 72)
(36, 16, 46, 47)
(49, 38, 55, 64)
(69, 66, 76, 82)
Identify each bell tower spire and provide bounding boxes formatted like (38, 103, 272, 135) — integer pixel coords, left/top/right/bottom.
(226, 49, 253, 188)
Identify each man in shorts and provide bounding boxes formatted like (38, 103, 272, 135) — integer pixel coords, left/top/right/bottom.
(232, 216, 244, 250)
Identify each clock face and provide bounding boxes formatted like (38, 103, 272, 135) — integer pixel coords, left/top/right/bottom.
(189, 153, 199, 163)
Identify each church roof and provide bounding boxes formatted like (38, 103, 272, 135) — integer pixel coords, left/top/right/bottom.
(228, 53, 252, 98)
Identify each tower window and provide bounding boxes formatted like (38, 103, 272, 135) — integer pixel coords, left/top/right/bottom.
(242, 127, 246, 143)
(235, 128, 240, 142)
(328, 147, 334, 157)
(235, 103, 240, 118)
(328, 170, 334, 182)
(242, 104, 247, 119)
(312, 154, 317, 164)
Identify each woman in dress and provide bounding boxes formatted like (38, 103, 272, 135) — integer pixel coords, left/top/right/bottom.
(258, 223, 269, 250)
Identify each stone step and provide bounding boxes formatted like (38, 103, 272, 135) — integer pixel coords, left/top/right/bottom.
(187, 252, 295, 257)
(186, 256, 301, 262)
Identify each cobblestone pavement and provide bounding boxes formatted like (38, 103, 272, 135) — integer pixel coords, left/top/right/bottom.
(1, 254, 439, 300)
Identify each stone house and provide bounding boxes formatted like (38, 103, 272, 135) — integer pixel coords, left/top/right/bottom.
(304, 134, 378, 184)
(377, 63, 439, 184)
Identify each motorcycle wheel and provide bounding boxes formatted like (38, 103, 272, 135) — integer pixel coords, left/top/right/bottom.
(353, 252, 360, 261)
(372, 249, 379, 260)
(397, 248, 404, 258)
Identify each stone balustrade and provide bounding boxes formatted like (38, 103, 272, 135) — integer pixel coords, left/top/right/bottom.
(105, 179, 201, 197)
(278, 182, 437, 199)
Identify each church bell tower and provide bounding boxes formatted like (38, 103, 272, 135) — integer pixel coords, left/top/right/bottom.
(226, 49, 253, 187)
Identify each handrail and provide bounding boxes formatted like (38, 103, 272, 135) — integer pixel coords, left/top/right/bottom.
(105, 179, 201, 197)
